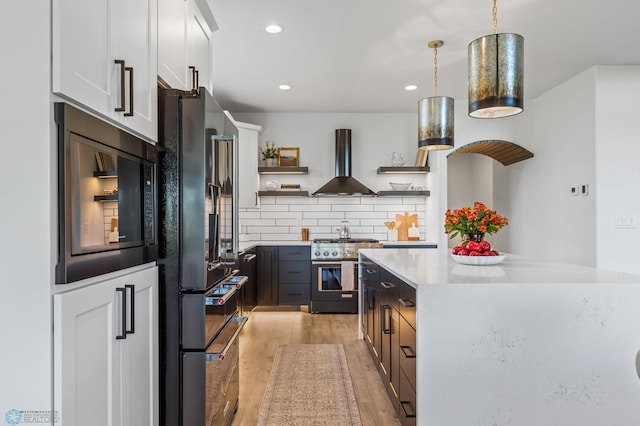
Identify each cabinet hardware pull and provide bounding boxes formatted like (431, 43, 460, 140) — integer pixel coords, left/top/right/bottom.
(400, 401, 417, 418)
(116, 287, 127, 340)
(189, 66, 195, 90)
(398, 298, 416, 308)
(123, 66, 133, 117)
(380, 281, 394, 289)
(382, 305, 391, 334)
(367, 288, 375, 310)
(114, 60, 126, 112)
(400, 345, 416, 358)
(125, 284, 135, 335)
(365, 269, 377, 274)
(194, 69, 199, 92)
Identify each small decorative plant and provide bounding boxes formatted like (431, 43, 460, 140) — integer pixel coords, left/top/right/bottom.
(260, 141, 279, 160)
(444, 201, 509, 241)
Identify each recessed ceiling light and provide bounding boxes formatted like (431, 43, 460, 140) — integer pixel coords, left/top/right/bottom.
(405, 85, 418, 91)
(265, 24, 284, 34)
(279, 84, 292, 90)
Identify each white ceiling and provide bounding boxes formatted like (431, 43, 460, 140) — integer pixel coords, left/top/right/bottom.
(209, 0, 640, 113)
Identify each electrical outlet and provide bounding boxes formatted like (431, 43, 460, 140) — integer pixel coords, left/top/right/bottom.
(615, 215, 637, 229)
(581, 184, 589, 196)
(570, 185, 579, 196)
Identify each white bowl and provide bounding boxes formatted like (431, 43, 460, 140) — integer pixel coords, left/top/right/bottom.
(389, 182, 411, 191)
(451, 253, 506, 265)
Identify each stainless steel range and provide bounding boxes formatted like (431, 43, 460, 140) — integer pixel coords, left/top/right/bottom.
(310, 238, 382, 313)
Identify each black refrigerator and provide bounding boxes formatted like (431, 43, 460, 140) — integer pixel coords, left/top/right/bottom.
(157, 87, 247, 426)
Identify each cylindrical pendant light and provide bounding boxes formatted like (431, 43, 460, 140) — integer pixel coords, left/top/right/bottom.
(468, 0, 524, 118)
(418, 40, 454, 151)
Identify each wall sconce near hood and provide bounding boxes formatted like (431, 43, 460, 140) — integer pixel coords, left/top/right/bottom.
(418, 40, 454, 151)
(468, 0, 524, 118)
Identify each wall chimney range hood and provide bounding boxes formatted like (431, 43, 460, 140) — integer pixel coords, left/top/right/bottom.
(312, 129, 376, 196)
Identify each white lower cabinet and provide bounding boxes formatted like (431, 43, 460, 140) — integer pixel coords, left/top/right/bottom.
(54, 266, 158, 426)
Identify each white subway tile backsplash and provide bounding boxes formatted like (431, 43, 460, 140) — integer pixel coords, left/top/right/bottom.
(240, 196, 428, 242)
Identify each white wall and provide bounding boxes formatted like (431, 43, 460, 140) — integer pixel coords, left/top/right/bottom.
(0, 1, 53, 415)
(595, 66, 640, 273)
(504, 69, 597, 265)
(234, 113, 437, 240)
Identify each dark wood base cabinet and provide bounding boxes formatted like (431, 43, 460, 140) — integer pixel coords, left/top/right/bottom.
(361, 254, 417, 426)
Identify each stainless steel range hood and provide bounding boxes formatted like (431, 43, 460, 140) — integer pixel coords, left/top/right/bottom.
(312, 129, 376, 196)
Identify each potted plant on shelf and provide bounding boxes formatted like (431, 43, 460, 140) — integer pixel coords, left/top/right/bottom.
(260, 141, 279, 167)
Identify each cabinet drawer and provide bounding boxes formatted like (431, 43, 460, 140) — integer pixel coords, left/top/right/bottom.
(399, 369, 417, 426)
(278, 246, 310, 261)
(278, 284, 310, 305)
(398, 281, 416, 329)
(279, 261, 311, 283)
(399, 316, 416, 391)
(359, 257, 379, 282)
(379, 268, 399, 311)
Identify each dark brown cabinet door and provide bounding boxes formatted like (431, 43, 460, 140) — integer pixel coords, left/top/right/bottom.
(256, 246, 278, 305)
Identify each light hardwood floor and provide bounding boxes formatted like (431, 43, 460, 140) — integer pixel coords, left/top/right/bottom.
(231, 309, 401, 426)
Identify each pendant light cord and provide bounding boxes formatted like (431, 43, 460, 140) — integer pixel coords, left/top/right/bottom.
(432, 46, 438, 97)
(493, 0, 498, 34)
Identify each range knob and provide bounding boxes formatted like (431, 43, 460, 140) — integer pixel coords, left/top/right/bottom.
(332, 250, 339, 257)
(323, 251, 330, 257)
(314, 250, 321, 257)
(343, 249, 352, 257)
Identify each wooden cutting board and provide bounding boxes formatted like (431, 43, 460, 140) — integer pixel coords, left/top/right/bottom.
(395, 212, 418, 241)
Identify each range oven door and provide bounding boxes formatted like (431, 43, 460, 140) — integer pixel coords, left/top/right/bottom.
(311, 261, 358, 300)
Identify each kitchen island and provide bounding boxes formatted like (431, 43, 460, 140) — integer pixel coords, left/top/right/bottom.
(358, 248, 640, 426)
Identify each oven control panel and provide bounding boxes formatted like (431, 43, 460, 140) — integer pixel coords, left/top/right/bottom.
(311, 241, 382, 260)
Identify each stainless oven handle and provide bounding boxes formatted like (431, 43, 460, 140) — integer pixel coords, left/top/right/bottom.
(205, 316, 248, 361)
(205, 286, 236, 306)
(311, 261, 342, 265)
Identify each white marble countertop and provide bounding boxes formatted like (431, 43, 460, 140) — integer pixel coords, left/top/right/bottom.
(359, 247, 640, 287)
(238, 240, 438, 253)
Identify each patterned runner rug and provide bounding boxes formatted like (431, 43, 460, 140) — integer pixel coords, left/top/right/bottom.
(257, 344, 362, 426)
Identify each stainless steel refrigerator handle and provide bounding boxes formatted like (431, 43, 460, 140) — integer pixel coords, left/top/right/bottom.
(205, 286, 237, 306)
(205, 316, 248, 361)
(243, 254, 256, 262)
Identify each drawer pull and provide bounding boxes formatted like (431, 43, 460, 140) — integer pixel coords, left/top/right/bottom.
(400, 345, 416, 358)
(400, 401, 417, 418)
(365, 269, 377, 274)
(399, 298, 415, 308)
(380, 281, 394, 289)
(382, 305, 391, 334)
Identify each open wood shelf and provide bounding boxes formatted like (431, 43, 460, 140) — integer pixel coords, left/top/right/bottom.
(377, 166, 429, 174)
(94, 194, 118, 202)
(377, 190, 430, 197)
(258, 167, 308, 174)
(258, 191, 309, 197)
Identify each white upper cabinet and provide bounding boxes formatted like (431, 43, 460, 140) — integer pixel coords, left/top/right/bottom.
(236, 121, 263, 209)
(52, 0, 158, 142)
(159, 0, 214, 95)
(158, 0, 189, 90)
(187, 0, 213, 95)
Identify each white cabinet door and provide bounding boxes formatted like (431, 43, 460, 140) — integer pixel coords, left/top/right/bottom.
(53, 0, 158, 142)
(52, 0, 116, 116)
(118, 268, 158, 426)
(236, 123, 263, 209)
(158, 0, 189, 91)
(186, 0, 213, 95)
(54, 266, 158, 426)
(115, 0, 158, 141)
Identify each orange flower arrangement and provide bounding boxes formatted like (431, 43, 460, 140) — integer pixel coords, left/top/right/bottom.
(444, 201, 509, 240)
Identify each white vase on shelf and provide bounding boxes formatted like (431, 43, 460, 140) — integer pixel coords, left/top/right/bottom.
(265, 158, 276, 167)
